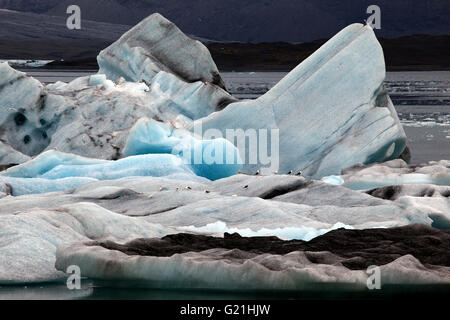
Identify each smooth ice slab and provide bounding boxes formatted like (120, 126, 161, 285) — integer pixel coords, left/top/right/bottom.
(195, 24, 407, 179)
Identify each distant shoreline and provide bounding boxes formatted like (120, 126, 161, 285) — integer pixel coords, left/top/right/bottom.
(15, 66, 450, 72)
(2, 34, 448, 72)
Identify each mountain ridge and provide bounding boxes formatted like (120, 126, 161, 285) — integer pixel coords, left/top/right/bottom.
(0, 0, 448, 42)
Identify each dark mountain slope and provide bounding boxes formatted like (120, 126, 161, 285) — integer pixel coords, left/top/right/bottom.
(0, 0, 448, 42)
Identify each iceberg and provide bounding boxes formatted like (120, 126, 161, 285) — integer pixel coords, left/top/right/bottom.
(54, 225, 450, 290)
(97, 13, 227, 90)
(339, 159, 450, 190)
(0, 62, 235, 161)
(1, 13, 448, 291)
(0, 17, 407, 180)
(195, 24, 407, 178)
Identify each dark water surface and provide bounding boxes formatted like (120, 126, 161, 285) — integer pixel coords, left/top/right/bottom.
(2, 281, 450, 300)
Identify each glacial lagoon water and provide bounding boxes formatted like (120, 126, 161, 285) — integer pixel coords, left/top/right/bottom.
(2, 281, 450, 300)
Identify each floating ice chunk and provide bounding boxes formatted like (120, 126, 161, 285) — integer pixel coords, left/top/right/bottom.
(0, 59, 53, 68)
(97, 13, 226, 89)
(195, 24, 407, 178)
(55, 242, 450, 290)
(55, 242, 368, 290)
(0, 173, 448, 283)
(341, 159, 450, 190)
(0, 173, 439, 229)
(124, 118, 242, 180)
(177, 221, 354, 241)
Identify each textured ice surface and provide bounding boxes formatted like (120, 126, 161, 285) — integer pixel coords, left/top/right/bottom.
(56, 243, 369, 290)
(97, 13, 226, 89)
(0, 176, 97, 196)
(0, 150, 209, 195)
(55, 242, 450, 290)
(142, 195, 431, 231)
(124, 118, 242, 180)
(0, 172, 448, 283)
(340, 159, 450, 190)
(53, 225, 450, 289)
(0, 15, 446, 288)
(0, 62, 234, 161)
(0, 141, 30, 166)
(0, 203, 172, 283)
(195, 24, 407, 178)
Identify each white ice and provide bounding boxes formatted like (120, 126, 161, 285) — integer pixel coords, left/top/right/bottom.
(195, 24, 407, 178)
(97, 13, 226, 89)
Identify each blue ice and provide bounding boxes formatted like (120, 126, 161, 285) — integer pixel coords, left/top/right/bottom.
(124, 118, 242, 180)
